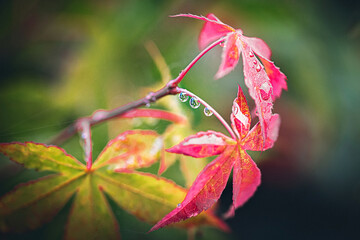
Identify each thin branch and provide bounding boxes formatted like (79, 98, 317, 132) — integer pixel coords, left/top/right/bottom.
(178, 88, 237, 140)
(49, 85, 180, 146)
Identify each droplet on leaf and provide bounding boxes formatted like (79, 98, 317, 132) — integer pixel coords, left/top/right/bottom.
(189, 97, 200, 109)
(177, 203, 181, 208)
(253, 59, 257, 65)
(179, 92, 189, 102)
(260, 82, 272, 100)
(204, 107, 213, 116)
(256, 65, 261, 72)
(249, 51, 254, 57)
(145, 103, 151, 107)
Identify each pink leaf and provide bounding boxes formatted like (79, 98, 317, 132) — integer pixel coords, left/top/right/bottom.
(121, 109, 187, 124)
(198, 13, 235, 50)
(242, 36, 272, 59)
(231, 85, 251, 139)
(225, 149, 261, 218)
(150, 147, 236, 232)
(240, 40, 274, 142)
(258, 56, 287, 100)
(215, 33, 241, 79)
(166, 131, 235, 158)
(171, 13, 235, 50)
(242, 114, 280, 151)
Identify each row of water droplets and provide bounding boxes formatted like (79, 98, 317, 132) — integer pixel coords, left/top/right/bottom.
(249, 51, 262, 72)
(249, 50, 271, 101)
(178, 92, 213, 116)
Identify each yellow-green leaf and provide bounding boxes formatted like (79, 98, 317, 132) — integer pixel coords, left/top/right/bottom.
(94, 130, 163, 171)
(0, 173, 84, 232)
(0, 142, 85, 175)
(95, 170, 228, 231)
(65, 173, 120, 240)
(0, 140, 228, 238)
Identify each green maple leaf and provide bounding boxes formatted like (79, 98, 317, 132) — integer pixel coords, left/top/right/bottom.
(0, 131, 228, 239)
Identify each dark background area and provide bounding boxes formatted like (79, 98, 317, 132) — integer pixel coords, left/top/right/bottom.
(0, 0, 359, 239)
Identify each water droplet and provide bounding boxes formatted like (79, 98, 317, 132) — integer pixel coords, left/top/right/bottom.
(249, 51, 254, 57)
(177, 203, 181, 208)
(189, 97, 200, 109)
(260, 82, 271, 100)
(260, 89, 270, 100)
(145, 103, 151, 107)
(256, 65, 261, 72)
(253, 59, 257, 65)
(81, 133, 87, 139)
(178, 92, 189, 102)
(204, 107, 213, 116)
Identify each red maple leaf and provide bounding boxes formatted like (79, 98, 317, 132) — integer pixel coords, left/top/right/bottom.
(172, 13, 287, 141)
(150, 85, 280, 231)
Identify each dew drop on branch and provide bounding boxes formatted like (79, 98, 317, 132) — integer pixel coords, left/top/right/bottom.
(189, 97, 200, 109)
(204, 107, 213, 116)
(179, 92, 189, 102)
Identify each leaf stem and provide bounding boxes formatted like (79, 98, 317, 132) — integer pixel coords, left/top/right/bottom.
(177, 88, 236, 140)
(168, 37, 224, 87)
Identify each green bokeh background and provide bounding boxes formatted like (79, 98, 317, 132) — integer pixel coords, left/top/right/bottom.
(1, 0, 359, 239)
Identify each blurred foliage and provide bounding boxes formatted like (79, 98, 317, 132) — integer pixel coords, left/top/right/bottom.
(0, 0, 359, 239)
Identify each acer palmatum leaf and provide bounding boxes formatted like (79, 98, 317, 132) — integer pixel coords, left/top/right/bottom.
(173, 13, 287, 140)
(166, 131, 235, 158)
(150, 85, 280, 231)
(150, 147, 236, 232)
(0, 138, 227, 237)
